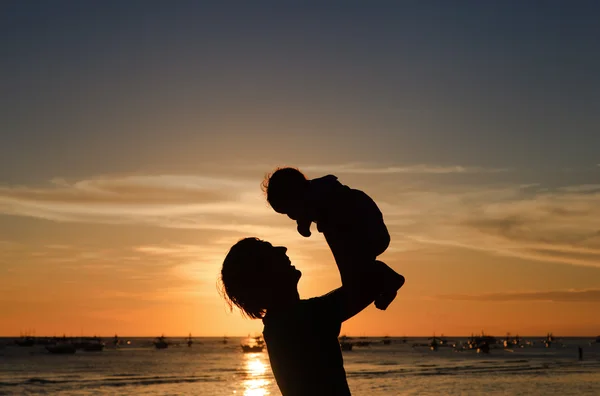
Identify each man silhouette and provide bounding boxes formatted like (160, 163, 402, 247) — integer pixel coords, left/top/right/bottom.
(220, 237, 404, 395)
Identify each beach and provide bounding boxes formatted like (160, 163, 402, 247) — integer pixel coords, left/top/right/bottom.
(1, 337, 599, 395)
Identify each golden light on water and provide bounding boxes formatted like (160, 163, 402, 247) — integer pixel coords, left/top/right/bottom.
(242, 353, 271, 396)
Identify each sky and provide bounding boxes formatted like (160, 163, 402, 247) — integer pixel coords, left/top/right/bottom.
(1, 1, 599, 337)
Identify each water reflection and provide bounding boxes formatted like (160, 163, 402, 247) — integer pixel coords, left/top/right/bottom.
(243, 352, 271, 396)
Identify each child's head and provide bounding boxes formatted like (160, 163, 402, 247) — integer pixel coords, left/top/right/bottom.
(262, 167, 310, 219)
(220, 237, 301, 319)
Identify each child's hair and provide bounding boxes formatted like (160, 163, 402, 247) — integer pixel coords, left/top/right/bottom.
(219, 237, 271, 319)
(261, 167, 308, 213)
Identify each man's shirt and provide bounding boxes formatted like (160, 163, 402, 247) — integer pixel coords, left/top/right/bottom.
(262, 292, 351, 396)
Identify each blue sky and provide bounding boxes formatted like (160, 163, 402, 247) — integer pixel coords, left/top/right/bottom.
(2, 1, 599, 182)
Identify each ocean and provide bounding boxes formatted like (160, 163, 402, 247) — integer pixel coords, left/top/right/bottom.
(1, 337, 599, 395)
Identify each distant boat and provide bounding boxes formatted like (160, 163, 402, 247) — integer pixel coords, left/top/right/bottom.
(340, 341, 353, 351)
(154, 335, 169, 349)
(73, 336, 105, 352)
(222, 336, 228, 344)
(14, 336, 36, 347)
(477, 343, 490, 354)
(241, 344, 264, 353)
(82, 337, 105, 352)
(46, 343, 76, 354)
(466, 332, 496, 350)
(429, 336, 439, 351)
(241, 335, 265, 353)
(543, 333, 562, 348)
(382, 336, 392, 345)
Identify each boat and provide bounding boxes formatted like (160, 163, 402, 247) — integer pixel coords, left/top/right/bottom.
(46, 343, 76, 354)
(543, 333, 562, 348)
(14, 336, 36, 347)
(477, 343, 490, 354)
(429, 336, 439, 351)
(466, 332, 496, 350)
(427, 334, 452, 351)
(382, 336, 392, 345)
(82, 337, 105, 352)
(241, 344, 264, 353)
(340, 341, 353, 351)
(154, 335, 169, 349)
(241, 335, 265, 353)
(73, 336, 105, 352)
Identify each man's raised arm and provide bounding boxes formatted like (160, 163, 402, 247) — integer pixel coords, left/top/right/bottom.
(325, 260, 405, 322)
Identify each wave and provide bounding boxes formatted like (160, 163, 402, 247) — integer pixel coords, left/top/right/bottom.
(347, 360, 600, 379)
(0, 375, 220, 389)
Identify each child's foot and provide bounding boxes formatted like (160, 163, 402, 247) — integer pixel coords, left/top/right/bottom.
(296, 220, 312, 237)
(375, 290, 397, 310)
(374, 273, 405, 310)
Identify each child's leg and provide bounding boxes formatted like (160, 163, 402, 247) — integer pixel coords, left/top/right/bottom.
(327, 232, 404, 310)
(349, 189, 391, 257)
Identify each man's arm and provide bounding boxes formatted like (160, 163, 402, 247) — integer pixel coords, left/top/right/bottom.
(320, 260, 405, 322)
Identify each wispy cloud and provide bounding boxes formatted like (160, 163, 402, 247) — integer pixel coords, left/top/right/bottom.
(1, 169, 600, 270)
(438, 289, 600, 303)
(0, 174, 272, 231)
(263, 163, 509, 175)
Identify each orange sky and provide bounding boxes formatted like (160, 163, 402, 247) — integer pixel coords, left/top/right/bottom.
(1, 2, 600, 337)
(1, 168, 599, 337)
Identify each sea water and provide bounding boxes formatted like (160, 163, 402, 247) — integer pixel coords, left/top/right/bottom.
(1, 337, 599, 395)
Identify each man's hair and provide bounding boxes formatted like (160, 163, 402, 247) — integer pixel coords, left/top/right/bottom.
(261, 167, 308, 213)
(219, 237, 271, 319)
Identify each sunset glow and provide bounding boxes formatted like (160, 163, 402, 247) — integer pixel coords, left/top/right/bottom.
(1, 1, 599, 338)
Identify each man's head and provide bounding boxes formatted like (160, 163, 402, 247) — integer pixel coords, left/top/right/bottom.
(220, 237, 301, 319)
(262, 167, 311, 221)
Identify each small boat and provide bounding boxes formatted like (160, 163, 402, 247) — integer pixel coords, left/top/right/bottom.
(543, 333, 560, 348)
(340, 341, 353, 351)
(14, 336, 36, 347)
(241, 344, 264, 353)
(241, 335, 265, 353)
(154, 335, 169, 349)
(429, 337, 438, 351)
(83, 337, 105, 352)
(477, 343, 490, 354)
(46, 343, 76, 354)
(382, 336, 392, 345)
(74, 336, 105, 352)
